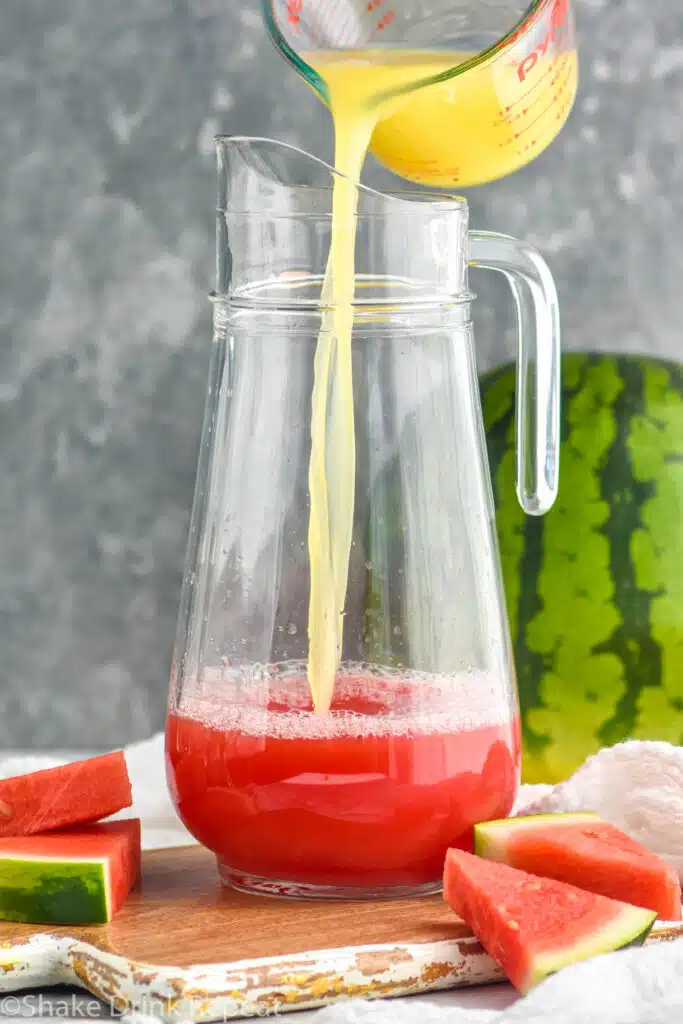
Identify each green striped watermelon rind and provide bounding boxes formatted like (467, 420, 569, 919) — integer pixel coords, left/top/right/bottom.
(526, 902, 656, 992)
(0, 856, 110, 925)
(480, 352, 683, 784)
(0, 819, 141, 926)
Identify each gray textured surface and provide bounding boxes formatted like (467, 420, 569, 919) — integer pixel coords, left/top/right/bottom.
(1, 0, 681, 747)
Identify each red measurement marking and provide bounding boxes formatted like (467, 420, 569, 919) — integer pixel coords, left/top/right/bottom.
(504, 54, 570, 126)
(509, 64, 574, 140)
(286, 0, 302, 28)
(552, 0, 570, 33)
(366, 0, 381, 10)
(522, 95, 564, 135)
(516, 0, 571, 83)
(506, 60, 555, 112)
(376, 9, 395, 29)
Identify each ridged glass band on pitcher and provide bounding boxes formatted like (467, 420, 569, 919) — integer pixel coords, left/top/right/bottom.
(165, 137, 561, 899)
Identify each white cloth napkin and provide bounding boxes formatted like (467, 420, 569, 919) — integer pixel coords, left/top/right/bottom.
(3, 735, 683, 1024)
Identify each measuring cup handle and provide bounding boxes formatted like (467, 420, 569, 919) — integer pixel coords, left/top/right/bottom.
(468, 231, 561, 517)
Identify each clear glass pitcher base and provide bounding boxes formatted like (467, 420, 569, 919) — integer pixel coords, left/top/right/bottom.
(218, 862, 443, 901)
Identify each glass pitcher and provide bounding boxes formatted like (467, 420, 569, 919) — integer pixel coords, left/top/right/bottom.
(165, 136, 560, 900)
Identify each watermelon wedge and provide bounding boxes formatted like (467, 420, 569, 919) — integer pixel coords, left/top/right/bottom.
(0, 818, 141, 925)
(474, 812, 682, 922)
(0, 751, 132, 837)
(443, 848, 657, 994)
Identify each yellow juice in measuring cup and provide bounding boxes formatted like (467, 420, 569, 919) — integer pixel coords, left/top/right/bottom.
(309, 42, 578, 189)
(369, 48, 578, 186)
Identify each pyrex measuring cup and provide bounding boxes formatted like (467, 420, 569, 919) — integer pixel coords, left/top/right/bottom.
(263, 0, 578, 186)
(165, 137, 561, 899)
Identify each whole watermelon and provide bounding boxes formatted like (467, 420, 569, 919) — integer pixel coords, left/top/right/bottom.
(480, 353, 683, 784)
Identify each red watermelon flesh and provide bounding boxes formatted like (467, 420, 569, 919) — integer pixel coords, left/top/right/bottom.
(443, 848, 657, 994)
(0, 818, 141, 924)
(474, 812, 681, 922)
(0, 751, 132, 837)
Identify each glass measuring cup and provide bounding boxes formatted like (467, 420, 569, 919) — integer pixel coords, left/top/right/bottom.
(263, 0, 577, 186)
(165, 136, 561, 899)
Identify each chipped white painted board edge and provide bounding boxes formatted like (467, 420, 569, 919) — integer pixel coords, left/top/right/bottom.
(0, 922, 680, 1022)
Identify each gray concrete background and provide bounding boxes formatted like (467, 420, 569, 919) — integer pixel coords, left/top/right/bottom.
(1, 0, 681, 748)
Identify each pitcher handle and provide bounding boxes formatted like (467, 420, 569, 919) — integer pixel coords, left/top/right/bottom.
(468, 231, 561, 517)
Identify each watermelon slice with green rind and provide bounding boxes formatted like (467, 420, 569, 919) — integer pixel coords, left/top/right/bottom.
(444, 848, 657, 994)
(474, 812, 682, 922)
(0, 751, 132, 837)
(0, 818, 141, 925)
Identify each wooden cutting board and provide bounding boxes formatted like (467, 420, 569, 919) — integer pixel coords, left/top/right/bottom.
(0, 844, 680, 1023)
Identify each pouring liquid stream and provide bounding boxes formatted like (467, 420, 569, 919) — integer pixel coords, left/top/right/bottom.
(305, 46, 576, 713)
(306, 52, 467, 715)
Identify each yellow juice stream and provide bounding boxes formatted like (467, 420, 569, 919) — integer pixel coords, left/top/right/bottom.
(304, 48, 578, 713)
(305, 51, 456, 715)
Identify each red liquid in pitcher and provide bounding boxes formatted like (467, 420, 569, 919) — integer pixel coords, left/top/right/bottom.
(166, 668, 520, 891)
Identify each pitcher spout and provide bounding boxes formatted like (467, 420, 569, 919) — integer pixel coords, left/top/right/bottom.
(215, 135, 469, 302)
